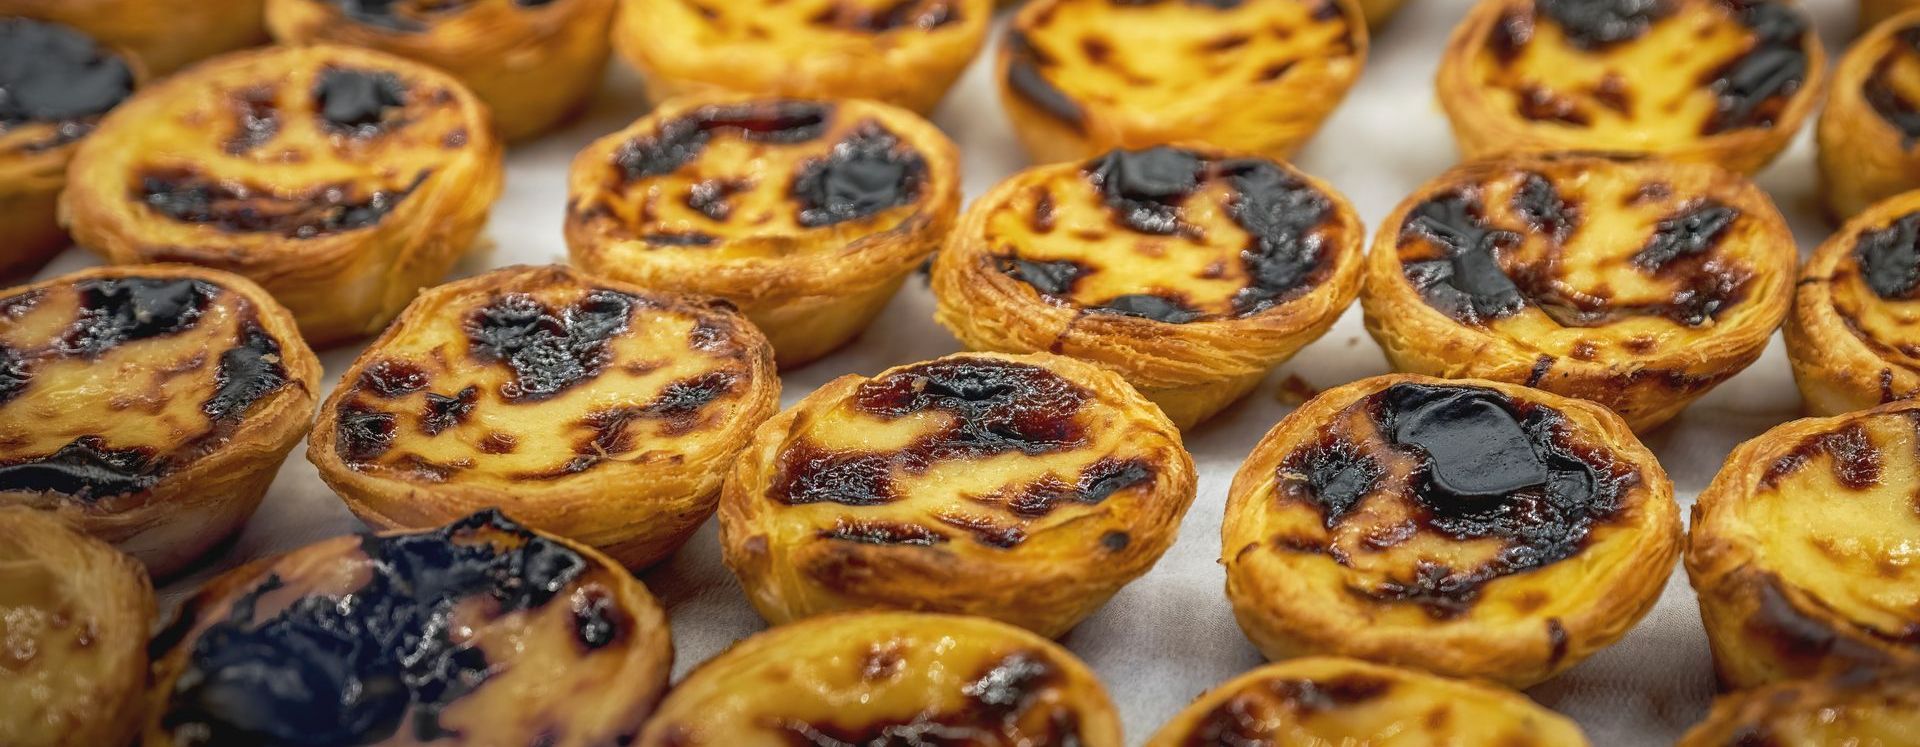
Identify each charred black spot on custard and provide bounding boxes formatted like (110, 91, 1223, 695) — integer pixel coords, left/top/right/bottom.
(811, 0, 960, 32)
(326, 0, 558, 32)
(997, 257, 1090, 296)
(1184, 674, 1392, 744)
(224, 86, 281, 155)
(421, 386, 478, 436)
(0, 436, 159, 500)
(1005, 31, 1086, 128)
(614, 101, 830, 181)
(1280, 437, 1384, 529)
(0, 345, 28, 406)
(1006, 458, 1155, 519)
(336, 402, 399, 464)
(773, 650, 1081, 746)
(464, 290, 636, 402)
(1221, 158, 1337, 315)
(162, 510, 606, 746)
(1701, 1, 1810, 135)
(819, 518, 949, 546)
(1855, 212, 1920, 300)
(1761, 422, 1885, 490)
(1400, 190, 1529, 325)
(0, 19, 134, 148)
(137, 166, 425, 238)
(1513, 172, 1578, 243)
(359, 359, 430, 398)
(1865, 27, 1920, 147)
(791, 123, 927, 228)
(1086, 147, 1203, 236)
(203, 322, 290, 422)
(1629, 200, 1750, 326)
(59, 277, 217, 357)
(1633, 201, 1739, 269)
(1533, 0, 1670, 50)
(313, 68, 409, 137)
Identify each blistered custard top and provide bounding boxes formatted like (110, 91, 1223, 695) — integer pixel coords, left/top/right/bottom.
(307, 0, 570, 32)
(0, 18, 135, 163)
(636, 0, 983, 50)
(1681, 671, 1920, 747)
(1861, 22, 1920, 146)
(1815, 210, 1920, 383)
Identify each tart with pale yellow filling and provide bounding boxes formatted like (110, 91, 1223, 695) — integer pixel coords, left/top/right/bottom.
(311, 265, 778, 569)
(1144, 657, 1590, 746)
(62, 45, 504, 347)
(638, 612, 1124, 747)
(933, 145, 1364, 429)
(1678, 668, 1920, 746)
(1223, 374, 1680, 688)
(0, 265, 320, 578)
(719, 351, 1197, 637)
(612, 0, 991, 115)
(1361, 153, 1795, 432)
(567, 95, 959, 369)
(1000, 0, 1367, 164)
(0, 507, 154, 747)
(265, 0, 616, 141)
(1687, 399, 1920, 688)
(1788, 191, 1920, 416)
(0, 0, 265, 75)
(1437, 0, 1825, 175)
(1820, 9, 1920, 221)
(142, 509, 672, 747)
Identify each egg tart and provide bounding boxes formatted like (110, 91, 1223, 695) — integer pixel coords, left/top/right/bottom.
(1437, 0, 1825, 175)
(638, 611, 1123, 747)
(1144, 657, 1590, 747)
(0, 0, 265, 75)
(0, 507, 154, 747)
(1678, 668, 1920, 746)
(142, 509, 672, 747)
(719, 351, 1197, 637)
(1223, 374, 1680, 688)
(611, 0, 992, 115)
(0, 265, 321, 578)
(567, 95, 960, 369)
(310, 265, 779, 569)
(932, 145, 1365, 430)
(265, 0, 616, 141)
(999, 0, 1367, 164)
(1786, 191, 1920, 416)
(1360, 153, 1795, 432)
(62, 44, 505, 347)
(1821, 10, 1920, 222)
(1686, 399, 1920, 688)
(0, 18, 139, 281)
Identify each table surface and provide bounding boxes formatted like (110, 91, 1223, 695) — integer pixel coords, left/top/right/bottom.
(24, 1, 1865, 743)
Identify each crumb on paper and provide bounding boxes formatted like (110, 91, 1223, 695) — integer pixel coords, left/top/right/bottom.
(1275, 374, 1319, 405)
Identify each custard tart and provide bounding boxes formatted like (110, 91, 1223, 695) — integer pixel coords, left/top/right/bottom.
(719, 351, 1197, 638)
(0, 18, 139, 281)
(999, 0, 1368, 164)
(265, 0, 616, 141)
(62, 44, 505, 347)
(1222, 374, 1680, 688)
(142, 509, 672, 747)
(1821, 9, 1920, 221)
(933, 145, 1365, 430)
(612, 0, 992, 115)
(639, 611, 1124, 747)
(1437, 0, 1825, 175)
(0, 265, 321, 578)
(310, 265, 779, 570)
(1678, 668, 1920, 746)
(0, 507, 154, 747)
(1687, 399, 1920, 688)
(1788, 190, 1920, 416)
(0, 0, 265, 75)
(567, 95, 959, 369)
(1144, 657, 1590, 747)
(1361, 153, 1795, 432)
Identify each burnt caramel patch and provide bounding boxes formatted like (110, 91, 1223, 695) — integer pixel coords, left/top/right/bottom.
(1400, 191, 1528, 325)
(614, 102, 830, 181)
(791, 123, 927, 228)
(571, 586, 626, 652)
(1185, 674, 1392, 744)
(1222, 158, 1337, 315)
(1004, 32, 1087, 128)
(997, 257, 1090, 296)
(336, 403, 399, 464)
(1700, 2, 1811, 135)
(203, 324, 290, 422)
(464, 290, 636, 401)
(1855, 212, 1920, 300)
(1633, 201, 1739, 270)
(1761, 423, 1885, 490)
(1086, 147, 1203, 236)
(313, 68, 409, 137)
(1005, 458, 1154, 519)
(326, 0, 559, 32)
(224, 86, 280, 155)
(137, 167, 424, 238)
(1534, 0, 1670, 50)
(1865, 28, 1920, 146)
(59, 277, 217, 357)
(1280, 438, 1384, 529)
(0, 436, 159, 500)
(812, 0, 960, 32)
(819, 519, 949, 546)
(1090, 294, 1206, 324)
(0, 19, 134, 147)
(0, 345, 28, 405)
(774, 650, 1081, 746)
(1513, 172, 1578, 244)
(359, 359, 430, 399)
(421, 387, 478, 436)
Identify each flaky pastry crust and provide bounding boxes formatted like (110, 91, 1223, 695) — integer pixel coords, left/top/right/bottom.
(1223, 374, 1680, 688)
(1678, 668, 1920, 746)
(1818, 9, 1920, 221)
(0, 264, 321, 578)
(719, 351, 1197, 638)
(0, 0, 265, 75)
(61, 44, 505, 347)
(1788, 190, 1920, 416)
(933, 145, 1364, 429)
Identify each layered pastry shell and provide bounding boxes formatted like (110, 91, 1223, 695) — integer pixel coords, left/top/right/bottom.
(1819, 8, 1920, 220)
(1789, 189, 1920, 415)
(1678, 668, 1920, 746)
(0, 0, 265, 75)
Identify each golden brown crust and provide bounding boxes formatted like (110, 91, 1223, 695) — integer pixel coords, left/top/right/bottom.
(566, 95, 960, 369)
(1788, 190, 1920, 416)
(264, 0, 615, 141)
(1437, 0, 1826, 175)
(0, 264, 321, 578)
(1678, 668, 1920, 746)
(61, 44, 504, 347)
(0, 0, 266, 75)
(1686, 399, 1920, 688)
(999, 0, 1367, 164)
(1360, 153, 1795, 432)
(638, 611, 1124, 747)
(1818, 9, 1920, 221)
(1144, 657, 1590, 746)
(612, 0, 992, 115)
(719, 351, 1197, 638)
(1222, 374, 1680, 688)
(0, 507, 154, 747)
(310, 264, 780, 569)
(932, 144, 1365, 429)
(1864, 0, 1920, 30)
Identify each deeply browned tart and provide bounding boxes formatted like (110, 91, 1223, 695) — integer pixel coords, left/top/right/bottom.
(719, 352, 1197, 638)
(0, 265, 320, 578)
(1678, 668, 1920, 746)
(0, 0, 265, 75)
(567, 95, 960, 369)
(311, 265, 779, 570)
(61, 44, 505, 347)
(1437, 0, 1825, 175)
(1820, 9, 1920, 221)
(1789, 190, 1920, 416)
(1361, 153, 1796, 432)
(1223, 375, 1680, 688)
(933, 145, 1365, 429)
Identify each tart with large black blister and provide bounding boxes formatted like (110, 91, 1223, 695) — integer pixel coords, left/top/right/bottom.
(265, 0, 616, 141)
(1361, 153, 1795, 432)
(0, 507, 154, 747)
(1818, 9, 1920, 220)
(1687, 399, 1920, 688)
(0, 17, 139, 281)
(141, 509, 672, 747)
(999, 0, 1367, 165)
(719, 351, 1197, 638)
(1678, 668, 1920, 746)
(1222, 374, 1680, 688)
(0, 0, 265, 76)
(567, 95, 960, 369)
(61, 44, 505, 347)
(933, 145, 1365, 430)
(637, 611, 1124, 747)
(1437, 0, 1825, 175)
(0, 265, 321, 578)
(1788, 190, 1920, 415)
